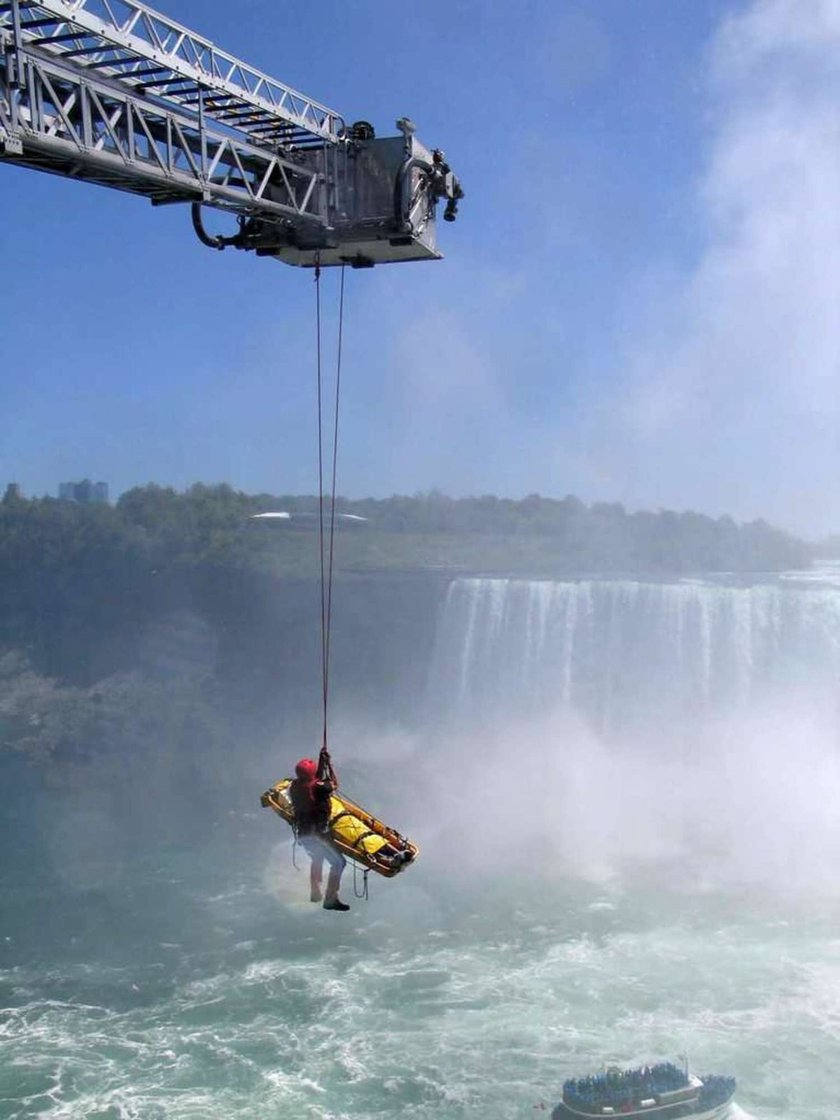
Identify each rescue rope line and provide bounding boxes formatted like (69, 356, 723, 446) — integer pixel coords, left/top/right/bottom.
(314, 261, 347, 757)
(352, 861, 370, 901)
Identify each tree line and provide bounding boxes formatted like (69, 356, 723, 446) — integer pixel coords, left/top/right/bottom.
(0, 482, 810, 575)
(0, 482, 813, 781)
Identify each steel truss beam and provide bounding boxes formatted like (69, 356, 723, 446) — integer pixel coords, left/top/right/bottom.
(0, 2, 329, 222)
(0, 0, 463, 266)
(0, 0, 343, 146)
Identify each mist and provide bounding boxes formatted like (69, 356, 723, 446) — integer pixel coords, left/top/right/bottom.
(4, 2, 840, 1115)
(19, 566, 840, 910)
(319, 694, 840, 906)
(603, 0, 840, 535)
(5, 558, 840, 1119)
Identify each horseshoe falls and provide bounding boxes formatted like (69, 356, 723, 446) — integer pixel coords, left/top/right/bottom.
(3, 574, 840, 1120)
(429, 577, 840, 734)
(424, 575, 840, 894)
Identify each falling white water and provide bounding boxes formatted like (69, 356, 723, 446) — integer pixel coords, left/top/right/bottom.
(428, 577, 840, 738)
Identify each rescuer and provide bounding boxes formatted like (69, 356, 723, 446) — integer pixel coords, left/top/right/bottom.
(288, 752, 349, 912)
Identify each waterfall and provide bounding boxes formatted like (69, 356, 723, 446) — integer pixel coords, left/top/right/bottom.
(428, 576, 840, 736)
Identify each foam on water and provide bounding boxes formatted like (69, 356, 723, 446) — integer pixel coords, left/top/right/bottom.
(5, 573, 840, 1117)
(2, 859, 839, 1119)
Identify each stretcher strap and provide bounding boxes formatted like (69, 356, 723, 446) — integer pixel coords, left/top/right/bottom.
(330, 809, 380, 855)
(328, 809, 353, 827)
(351, 830, 379, 851)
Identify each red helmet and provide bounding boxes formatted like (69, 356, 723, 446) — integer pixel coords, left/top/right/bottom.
(295, 758, 317, 780)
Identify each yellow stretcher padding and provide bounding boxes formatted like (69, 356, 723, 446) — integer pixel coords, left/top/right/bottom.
(327, 796, 390, 858)
(260, 778, 419, 878)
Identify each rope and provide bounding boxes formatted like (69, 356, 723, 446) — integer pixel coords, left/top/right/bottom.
(315, 259, 327, 749)
(323, 265, 345, 749)
(314, 261, 347, 757)
(352, 861, 370, 901)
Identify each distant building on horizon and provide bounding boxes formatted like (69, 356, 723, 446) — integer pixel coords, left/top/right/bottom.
(58, 479, 109, 504)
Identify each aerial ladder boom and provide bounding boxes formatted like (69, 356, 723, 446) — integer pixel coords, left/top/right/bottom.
(0, 0, 463, 266)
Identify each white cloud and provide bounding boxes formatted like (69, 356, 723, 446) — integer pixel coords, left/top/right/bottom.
(612, 0, 840, 535)
(392, 308, 499, 410)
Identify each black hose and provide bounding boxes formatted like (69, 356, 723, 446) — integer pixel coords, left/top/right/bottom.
(191, 202, 242, 250)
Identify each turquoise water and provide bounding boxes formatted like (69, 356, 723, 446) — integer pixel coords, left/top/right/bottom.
(2, 819, 838, 1120)
(5, 573, 840, 1118)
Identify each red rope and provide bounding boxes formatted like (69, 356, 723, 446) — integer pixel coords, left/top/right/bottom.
(314, 262, 346, 761)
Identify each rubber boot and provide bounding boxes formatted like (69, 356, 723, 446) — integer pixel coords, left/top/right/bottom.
(323, 867, 349, 912)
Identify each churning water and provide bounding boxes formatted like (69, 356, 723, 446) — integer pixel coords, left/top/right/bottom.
(3, 574, 840, 1119)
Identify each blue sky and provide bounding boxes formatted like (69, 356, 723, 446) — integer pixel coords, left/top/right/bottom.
(2, 0, 838, 537)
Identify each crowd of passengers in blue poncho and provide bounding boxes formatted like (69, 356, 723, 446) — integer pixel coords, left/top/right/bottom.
(564, 1063, 735, 1109)
(697, 1076, 737, 1108)
(564, 1063, 689, 1105)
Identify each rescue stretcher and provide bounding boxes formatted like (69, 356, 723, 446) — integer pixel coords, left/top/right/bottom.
(261, 779, 419, 878)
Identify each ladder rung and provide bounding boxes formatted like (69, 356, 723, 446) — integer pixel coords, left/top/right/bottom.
(21, 16, 63, 29)
(117, 65, 170, 79)
(83, 54, 135, 70)
(140, 74, 190, 87)
(33, 31, 85, 44)
(62, 43, 117, 59)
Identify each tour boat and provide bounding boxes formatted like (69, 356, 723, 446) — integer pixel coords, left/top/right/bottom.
(552, 1062, 736, 1120)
